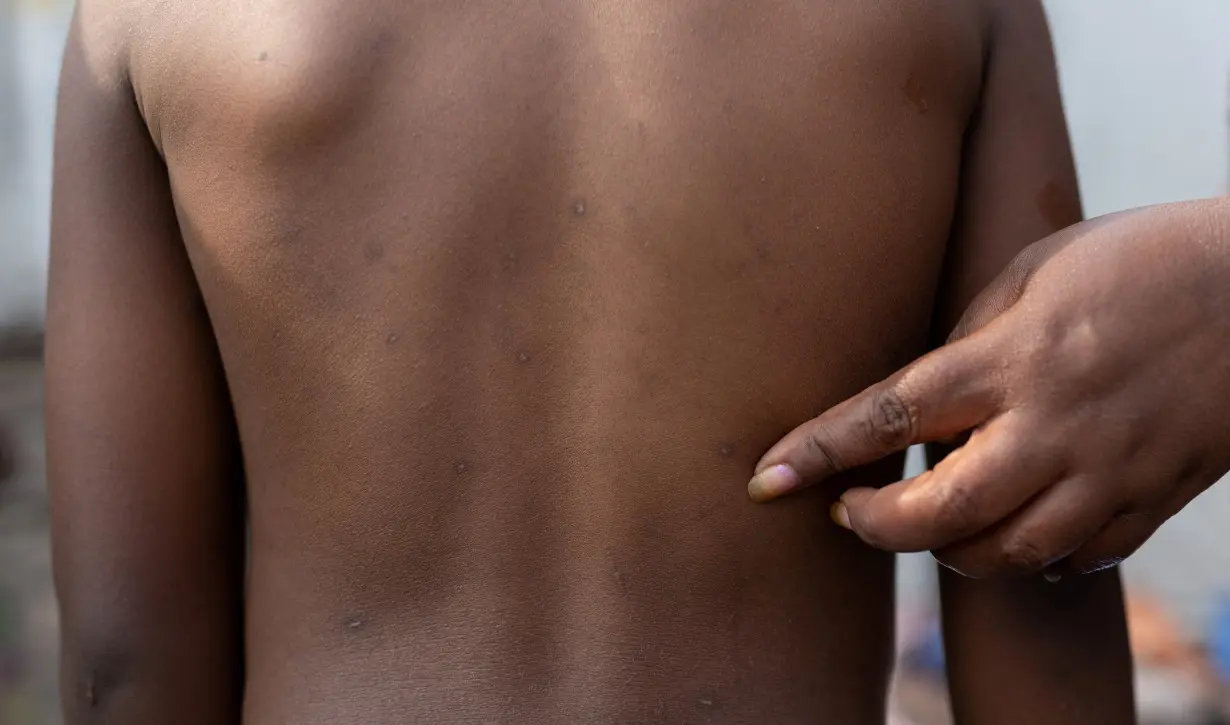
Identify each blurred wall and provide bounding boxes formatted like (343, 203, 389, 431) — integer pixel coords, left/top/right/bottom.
(1046, 0, 1230, 214)
(0, 0, 70, 331)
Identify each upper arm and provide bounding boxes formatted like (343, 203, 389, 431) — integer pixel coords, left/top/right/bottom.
(46, 5, 244, 722)
(931, 3, 1133, 723)
(931, 0, 1082, 340)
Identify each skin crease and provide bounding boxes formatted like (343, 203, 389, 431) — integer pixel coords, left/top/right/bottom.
(753, 198, 1230, 580)
(46, 1, 1132, 724)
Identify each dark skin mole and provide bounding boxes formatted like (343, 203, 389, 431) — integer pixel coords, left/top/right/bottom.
(272, 221, 304, 247)
(257, 51, 268, 62)
(363, 241, 385, 264)
(614, 569, 629, 594)
(902, 69, 929, 114)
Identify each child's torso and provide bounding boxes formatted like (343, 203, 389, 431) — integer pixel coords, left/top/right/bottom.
(130, 1, 984, 721)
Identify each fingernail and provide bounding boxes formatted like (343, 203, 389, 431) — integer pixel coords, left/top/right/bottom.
(747, 464, 800, 502)
(830, 501, 852, 530)
(1043, 571, 1062, 584)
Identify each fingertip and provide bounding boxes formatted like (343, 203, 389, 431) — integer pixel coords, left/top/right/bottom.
(747, 464, 801, 503)
(829, 501, 852, 530)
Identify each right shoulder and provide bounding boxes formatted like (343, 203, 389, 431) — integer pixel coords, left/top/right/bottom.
(66, 0, 192, 146)
(66, 0, 149, 91)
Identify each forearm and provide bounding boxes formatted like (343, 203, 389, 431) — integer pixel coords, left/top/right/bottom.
(940, 568, 1135, 725)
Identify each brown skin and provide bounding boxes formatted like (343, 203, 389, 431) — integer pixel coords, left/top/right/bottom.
(47, 1, 1132, 723)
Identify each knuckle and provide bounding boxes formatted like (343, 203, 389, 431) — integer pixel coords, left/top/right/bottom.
(998, 534, 1050, 573)
(802, 425, 846, 473)
(866, 385, 918, 450)
(933, 483, 979, 535)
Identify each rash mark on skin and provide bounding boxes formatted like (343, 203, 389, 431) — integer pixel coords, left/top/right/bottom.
(273, 222, 304, 246)
(902, 70, 929, 114)
(1036, 179, 1079, 231)
(363, 241, 385, 264)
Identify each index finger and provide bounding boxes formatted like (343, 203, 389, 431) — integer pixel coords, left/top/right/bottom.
(748, 333, 1004, 502)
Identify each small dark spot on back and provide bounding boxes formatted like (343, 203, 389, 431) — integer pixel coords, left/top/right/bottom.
(372, 29, 397, 55)
(258, 51, 268, 62)
(755, 246, 771, 262)
(363, 241, 385, 264)
(454, 460, 469, 475)
(517, 350, 532, 364)
(902, 70, 929, 114)
(502, 251, 518, 274)
(273, 222, 304, 246)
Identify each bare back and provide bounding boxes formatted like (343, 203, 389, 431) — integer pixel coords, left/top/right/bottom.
(51, 2, 1134, 724)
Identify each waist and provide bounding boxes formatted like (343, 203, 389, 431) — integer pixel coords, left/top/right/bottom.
(242, 546, 895, 724)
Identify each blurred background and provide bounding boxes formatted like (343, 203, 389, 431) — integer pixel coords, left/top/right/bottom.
(1, 1, 1229, 723)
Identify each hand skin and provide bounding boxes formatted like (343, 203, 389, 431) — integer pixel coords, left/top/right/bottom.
(749, 197, 1230, 578)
